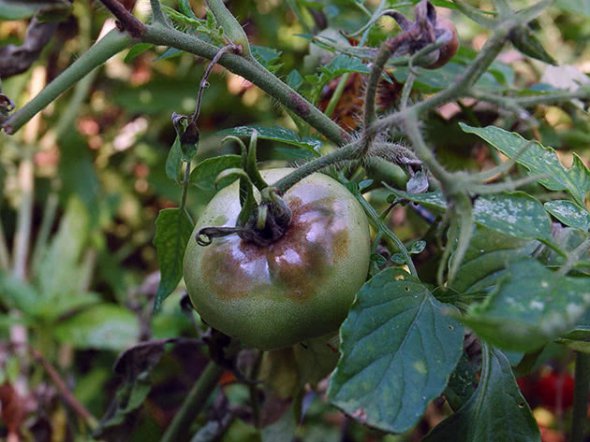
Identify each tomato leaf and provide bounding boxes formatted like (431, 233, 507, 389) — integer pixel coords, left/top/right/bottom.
(389, 189, 552, 240)
(462, 260, 590, 352)
(189, 154, 242, 201)
(0, 0, 70, 20)
(328, 268, 464, 433)
(218, 125, 322, 153)
(165, 136, 183, 183)
(509, 25, 557, 65)
(559, 308, 590, 353)
(460, 124, 590, 206)
(544, 200, 590, 231)
(449, 226, 538, 296)
(54, 304, 139, 351)
(95, 340, 171, 438)
(424, 348, 540, 442)
(153, 208, 194, 312)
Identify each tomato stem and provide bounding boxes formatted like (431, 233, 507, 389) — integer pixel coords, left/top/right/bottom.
(571, 351, 590, 442)
(161, 361, 224, 442)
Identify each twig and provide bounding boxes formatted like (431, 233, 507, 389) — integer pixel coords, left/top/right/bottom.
(31, 348, 99, 430)
(1, 29, 132, 135)
(161, 361, 224, 442)
(571, 351, 590, 442)
(0, 18, 58, 78)
(97, 0, 146, 38)
(558, 238, 590, 276)
(150, 0, 170, 27)
(143, 25, 346, 145)
(356, 193, 418, 277)
(370, 16, 517, 135)
(191, 45, 239, 125)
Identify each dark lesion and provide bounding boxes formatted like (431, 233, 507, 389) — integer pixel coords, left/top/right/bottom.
(200, 197, 351, 302)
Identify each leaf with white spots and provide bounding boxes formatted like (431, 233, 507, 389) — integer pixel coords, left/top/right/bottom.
(544, 200, 590, 231)
(460, 124, 590, 206)
(424, 347, 540, 442)
(328, 268, 464, 433)
(450, 226, 539, 296)
(388, 188, 552, 240)
(462, 260, 590, 352)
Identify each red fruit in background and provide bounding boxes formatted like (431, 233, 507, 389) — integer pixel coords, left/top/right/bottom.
(535, 370, 574, 412)
(518, 369, 574, 414)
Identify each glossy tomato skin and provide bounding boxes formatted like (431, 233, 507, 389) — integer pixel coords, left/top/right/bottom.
(183, 169, 371, 350)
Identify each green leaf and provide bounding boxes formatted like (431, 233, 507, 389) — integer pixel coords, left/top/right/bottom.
(424, 348, 540, 442)
(153, 208, 194, 312)
(251, 45, 283, 73)
(0, 273, 40, 317)
(462, 260, 590, 352)
(460, 124, 590, 206)
(0, 0, 69, 20)
(36, 197, 90, 299)
(124, 43, 154, 63)
(58, 132, 101, 225)
(95, 340, 169, 437)
(218, 125, 322, 153)
(389, 189, 552, 240)
(165, 136, 183, 182)
(544, 200, 590, 231)
(54, 304, 139, 351)
(189, 154, 242, 201)
(286, 69, 304, 90)
(538, 227, 590, 275)
(558, 306, 590, 353)
(328, 268, 464, 433)
(556, 0, 590, 16)
(509, 26, 557, 65)
(450, 226, 538, 296)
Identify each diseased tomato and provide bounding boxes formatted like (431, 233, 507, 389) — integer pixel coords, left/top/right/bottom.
(183, 168, 371, 350)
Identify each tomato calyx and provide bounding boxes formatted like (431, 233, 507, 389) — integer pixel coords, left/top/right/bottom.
(196, 186, 293, 247)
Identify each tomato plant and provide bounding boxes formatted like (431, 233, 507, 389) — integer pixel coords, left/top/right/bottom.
(1, 0, 590, 441)
(183, 168, 371, 350)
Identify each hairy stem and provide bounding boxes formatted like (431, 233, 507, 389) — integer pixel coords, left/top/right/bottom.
(272, 142, 360, 195)
(161, 361, 224, 442)
(2, 29, 132, 135)
(471, 88, 590, 109)
(143, 25, 346, 145)
(371, 17, 516, 135)
(356, 194, 418, 277)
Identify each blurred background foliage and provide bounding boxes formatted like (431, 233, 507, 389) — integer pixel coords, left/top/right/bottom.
(0, 0, 589, 440)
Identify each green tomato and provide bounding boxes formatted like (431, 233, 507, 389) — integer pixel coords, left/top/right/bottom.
(183, 168, 371, 350)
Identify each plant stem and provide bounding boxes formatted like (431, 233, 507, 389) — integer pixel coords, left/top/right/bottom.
(558, 238, 590, 276)
(180, 161, 191, 211)
(191, 44, 239, 124)
(0, 221, 10, 270)
(356, 194, 418, 277)
(31, 348, 99, 430)
(98, 0, 146, 37)
(324, 73, 350, 118)
(273, 142, 361, 195)
(2, 29, 132, 135)
(143, 25, 346, 145)
(161, 361, 224, 442)
(571, 351, 590, 442)
(31, 191, 59, 275)
(470, 89, 590, 110)
(150, 0, 170, 27)
(371, 17, 515, 135)
(13, 154, 35, 280)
